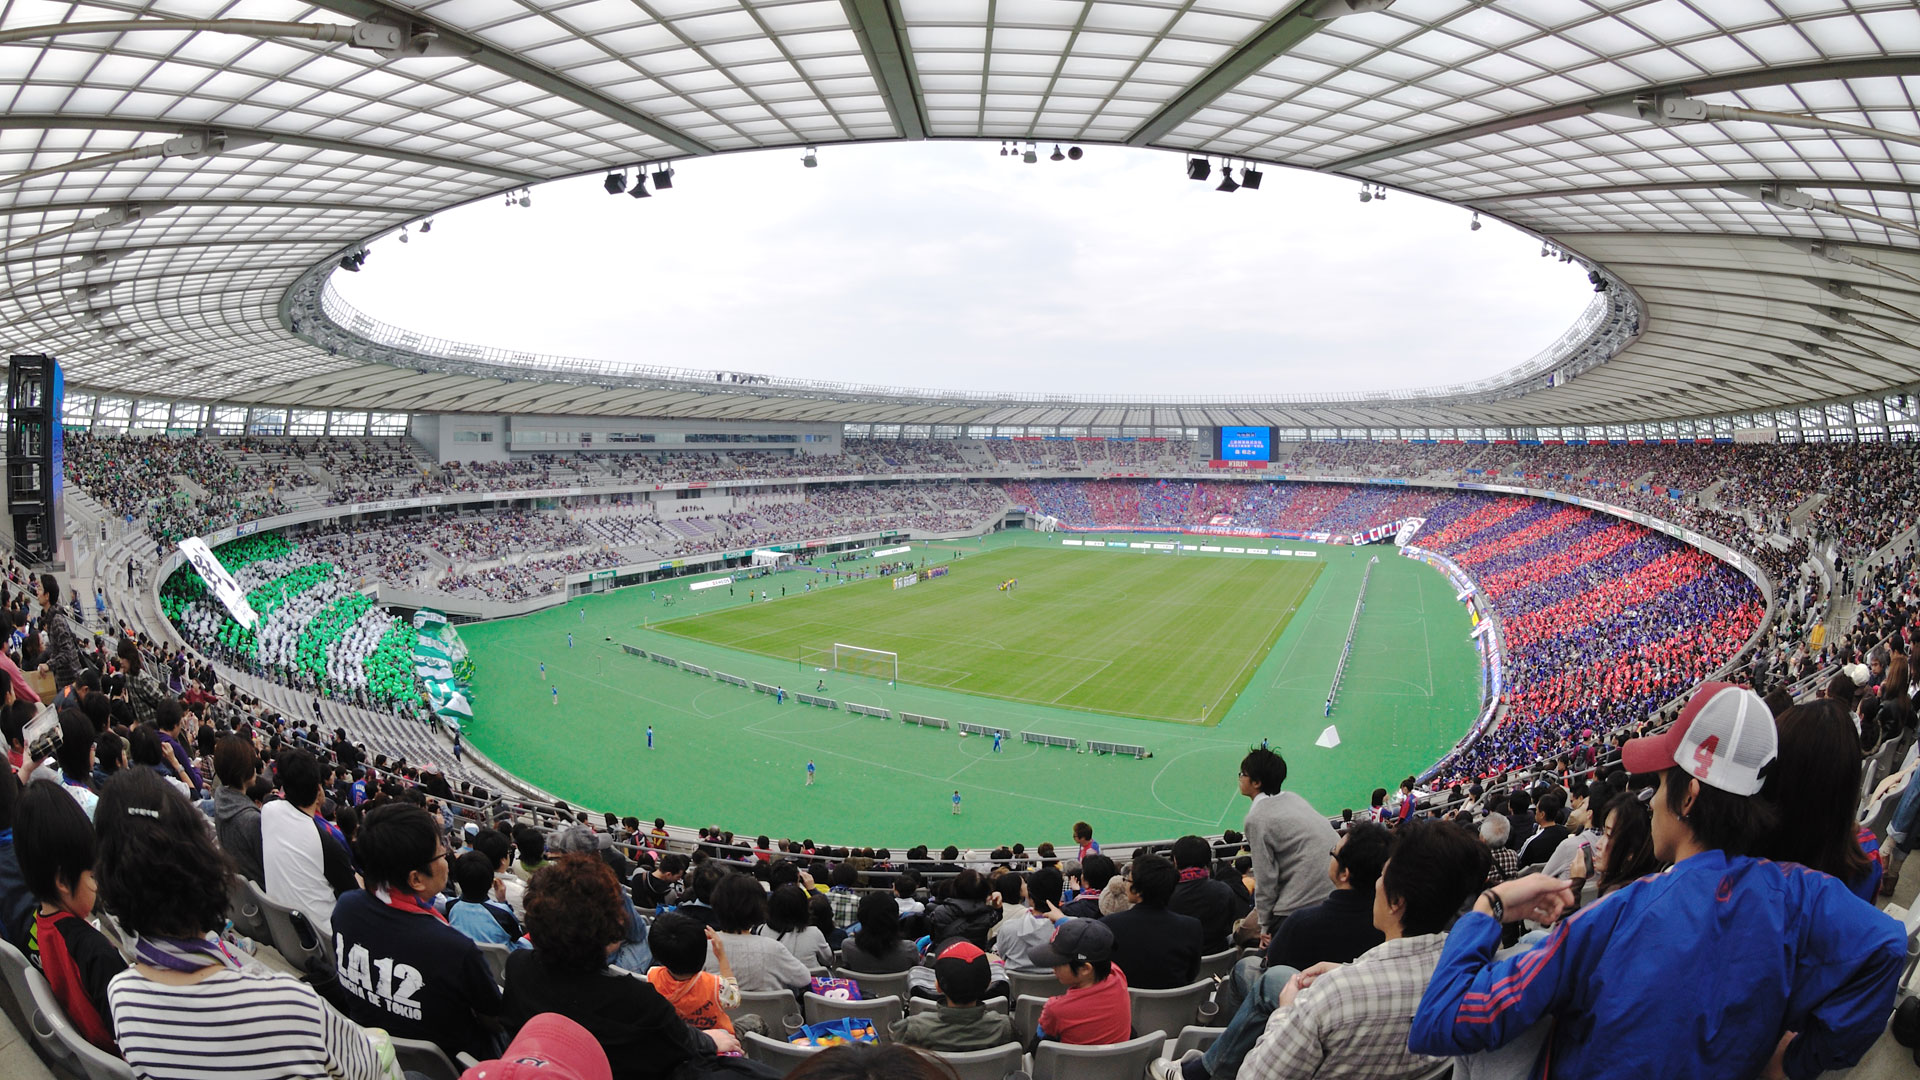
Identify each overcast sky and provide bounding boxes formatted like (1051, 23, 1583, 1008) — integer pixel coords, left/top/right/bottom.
(336, 142, 1594, 398)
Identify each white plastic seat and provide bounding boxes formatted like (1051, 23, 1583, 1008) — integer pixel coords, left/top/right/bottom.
(929, 1041, 1028, 1080)
(1129, 981, 1213, 1043)
(742, 1030, 823, 1076)
(803, 991, 903, 1037)
(835, 967, 912, 1003)
(727, 987, 801, 1034)
(1031, 1029, 1167, 1080)
(0, 938, 135, 1080)
(1008, 968, 1070, 1002)
(1161, 1025, 1224, 1061)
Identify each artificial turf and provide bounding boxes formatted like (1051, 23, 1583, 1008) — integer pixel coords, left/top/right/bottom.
(457, 530, 1482, 847)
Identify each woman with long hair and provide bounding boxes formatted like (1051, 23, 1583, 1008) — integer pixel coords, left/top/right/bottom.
(1757, 700, 1879, 901)
(1569, 792, 1662, 906)
(840, 890, 921, 973)
(761, 882, 832, 968)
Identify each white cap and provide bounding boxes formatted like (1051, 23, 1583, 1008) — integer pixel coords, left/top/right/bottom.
(1621, 682, 1777, 797)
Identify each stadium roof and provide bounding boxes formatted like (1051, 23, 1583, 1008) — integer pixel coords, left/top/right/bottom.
(4, 0, 1919, 429)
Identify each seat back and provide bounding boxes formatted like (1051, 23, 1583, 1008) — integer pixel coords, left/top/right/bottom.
(1128, 981, 1211, 1043)
(929, 1042, 1027, 1080)
(1166, 1025, 1224, 1061)
(1196, 949, 1237, 982)
(1031, 1029, 1166, 1080)
(245, 878, 333, 977)
(803, 991, 902, 1037)
(730, 988, 802, 1035)
(1862, 791, 1899, 849)
(1, 938, 135, 1080)
(1008, 969, 1069, 1002)
(1013, 995, 1047, 1050)
(226, 875, 270, 944)
(835, 967, 911, 1003)
(390, 1036, 461, 1080)
(910, 996, 1009, 1017)
(742, 1030, 823, 1077)
(476, 942, 510, 986)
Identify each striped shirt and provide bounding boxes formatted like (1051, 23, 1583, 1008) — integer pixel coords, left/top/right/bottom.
(107, 966, 384, 1080)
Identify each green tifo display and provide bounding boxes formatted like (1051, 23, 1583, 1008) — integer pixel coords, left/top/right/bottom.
(162, 535, 416, 705)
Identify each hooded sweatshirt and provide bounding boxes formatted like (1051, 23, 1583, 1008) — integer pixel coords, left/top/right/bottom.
(213, 786, 266, 886)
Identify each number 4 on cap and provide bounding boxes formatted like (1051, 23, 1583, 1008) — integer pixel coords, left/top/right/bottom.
(1693, 734, 1719, 777)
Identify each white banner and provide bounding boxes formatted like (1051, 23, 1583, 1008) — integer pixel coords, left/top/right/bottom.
(179, 537, 260, 629)
(1394, 517, 1427, 546)
(690, 576, 732, 592)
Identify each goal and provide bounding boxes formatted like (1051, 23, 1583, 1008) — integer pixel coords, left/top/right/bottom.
(833, 643, 899, 684)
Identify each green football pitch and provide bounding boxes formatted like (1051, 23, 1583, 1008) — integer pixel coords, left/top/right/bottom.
(655, 544, 1321, 723)
(457, 530, 1483, 847)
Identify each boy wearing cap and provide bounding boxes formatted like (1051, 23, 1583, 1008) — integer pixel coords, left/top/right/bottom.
(890, 942, 1015, 1051)
(1033, 919, 1131, 1045)
(1409, 682, 1905, 1080)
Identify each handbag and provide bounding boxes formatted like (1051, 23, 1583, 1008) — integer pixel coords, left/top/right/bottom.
(787, 1017, 878, 1047)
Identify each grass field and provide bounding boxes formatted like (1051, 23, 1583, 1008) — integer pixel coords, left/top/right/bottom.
(457, 530, 1483, 846)
(656, 546, 1322, 723)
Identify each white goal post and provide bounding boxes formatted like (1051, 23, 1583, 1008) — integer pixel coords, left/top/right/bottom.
(833, 643, 899, 683)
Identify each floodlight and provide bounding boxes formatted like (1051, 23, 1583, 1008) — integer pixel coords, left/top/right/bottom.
(398, 227, 409, 243)
(603, 172, 627, 195)
(1358, 186, 1372, 202)
(518, 190, 531, 207)
(1240, 166, 1262, 190)
(1186, 158, 1210, 181)
(629, 175, 650, 198)
(1216, 170, 1239, 193)
(653, 167, 674, 190)
(1000, 141, 1009, 156)
(1050, 145, 1064, 161)
(420, 219, 432, 233)
(1469, 213, 1481, 231)
(1022, 143, 1037, 163)
(803, 147, 817, 167)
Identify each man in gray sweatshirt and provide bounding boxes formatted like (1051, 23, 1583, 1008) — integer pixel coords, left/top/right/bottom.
(211, 734, 266, 885)
(1237, 748, 1337, 955)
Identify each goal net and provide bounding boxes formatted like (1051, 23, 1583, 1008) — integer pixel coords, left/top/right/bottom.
(833, 643, 899, 683)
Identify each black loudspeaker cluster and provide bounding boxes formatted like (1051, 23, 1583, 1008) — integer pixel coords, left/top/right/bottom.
(7, 354, 65, 566)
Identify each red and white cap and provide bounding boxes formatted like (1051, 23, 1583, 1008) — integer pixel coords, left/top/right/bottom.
(460, 1014, 611, 1080)
(1621, 682, 1776, 797)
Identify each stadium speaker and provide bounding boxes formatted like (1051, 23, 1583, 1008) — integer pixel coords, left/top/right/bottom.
(1240, 166, 1262, 190)
(629, 176, 651, 199)
(1186, 158, 1210, 181)
(603, 172, 627, 195)
(652, 167, 674, 190)
(6, 354, 64, 566)
(1068, 146, 1083, 160)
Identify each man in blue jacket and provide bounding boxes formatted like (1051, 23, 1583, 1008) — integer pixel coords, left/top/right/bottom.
(1410, 682, 1904, 1080)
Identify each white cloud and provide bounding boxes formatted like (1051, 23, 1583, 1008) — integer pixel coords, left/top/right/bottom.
(336, 142, 1594, 398)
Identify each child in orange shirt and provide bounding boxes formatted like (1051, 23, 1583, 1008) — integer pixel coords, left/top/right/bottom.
(646, 913, 742, 1036)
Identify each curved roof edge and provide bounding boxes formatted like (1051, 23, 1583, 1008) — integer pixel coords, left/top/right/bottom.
(281, 255, 1644, 418)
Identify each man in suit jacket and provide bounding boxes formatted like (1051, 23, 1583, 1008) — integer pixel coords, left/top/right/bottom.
(1516, 792, 1570, 868)
(1102, 854, 1203, 990)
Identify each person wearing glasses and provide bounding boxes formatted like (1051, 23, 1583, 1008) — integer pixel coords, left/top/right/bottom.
(331, 801, 504, 1061)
